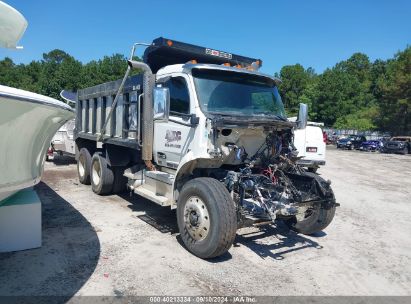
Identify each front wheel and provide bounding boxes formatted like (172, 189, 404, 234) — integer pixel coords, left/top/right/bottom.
(285, 172, 336, 235)
(177, 178, 237, 259)
(286, 206, 336, 235)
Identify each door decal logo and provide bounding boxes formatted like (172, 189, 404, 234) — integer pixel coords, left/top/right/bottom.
(165, 130, 182, 148)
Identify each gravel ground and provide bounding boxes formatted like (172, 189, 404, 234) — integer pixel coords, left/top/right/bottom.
(0, 147, 410, 296)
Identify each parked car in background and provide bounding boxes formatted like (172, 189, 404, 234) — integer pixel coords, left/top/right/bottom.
(325, 132, 338, 145)
(381, 137, 411, 155)
(359, 139, 383, 152)
(336, 135, 367, 150)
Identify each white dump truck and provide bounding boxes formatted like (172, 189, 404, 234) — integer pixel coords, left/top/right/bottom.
(74, 38, 338, 259)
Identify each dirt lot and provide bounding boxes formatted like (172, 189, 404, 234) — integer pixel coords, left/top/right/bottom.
(0, 147, 410, 296)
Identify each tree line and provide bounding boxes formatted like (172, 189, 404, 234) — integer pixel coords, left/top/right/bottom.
(276, 46, 410, 135)
(0, 49, 136, 100)
(0, 47, 410, 135)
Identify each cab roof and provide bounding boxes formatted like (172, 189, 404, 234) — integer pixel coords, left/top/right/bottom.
(157, 63, 281, 84)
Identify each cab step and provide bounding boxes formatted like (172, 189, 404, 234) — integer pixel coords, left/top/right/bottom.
(127, 169, 175, 207)
(133, 187, 169, 206)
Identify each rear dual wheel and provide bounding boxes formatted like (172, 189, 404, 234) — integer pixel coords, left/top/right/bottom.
(91, 153, 114, 195)
(90, 154, 127, 195)
(77, 148, 128, 195)
(78, 148, 92, 185)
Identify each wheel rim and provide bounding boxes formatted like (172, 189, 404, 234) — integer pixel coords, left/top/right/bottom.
(92, 159, 101, 186)
(78, 154, 85, 177)
(183, 196, 210, 241)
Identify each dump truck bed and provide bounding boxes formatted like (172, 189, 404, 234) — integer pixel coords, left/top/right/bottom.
(75, 74, 143, 149)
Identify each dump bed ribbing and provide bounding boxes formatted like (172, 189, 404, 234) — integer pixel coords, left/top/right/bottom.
(75, 74, 143, 149)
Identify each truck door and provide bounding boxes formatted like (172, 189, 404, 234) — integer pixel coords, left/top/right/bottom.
(152, 75, 194, 169)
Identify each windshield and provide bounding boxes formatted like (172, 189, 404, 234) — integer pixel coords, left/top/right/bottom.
(192, 68, 286, 119)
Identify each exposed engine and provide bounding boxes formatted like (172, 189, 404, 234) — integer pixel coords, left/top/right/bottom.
(221, 130, 337, 227)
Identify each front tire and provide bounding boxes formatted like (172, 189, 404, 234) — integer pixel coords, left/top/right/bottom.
(91, 153, 114, 195)
(177, 178, 237, 259)
(287, 206, 336, 235)
(286, 172, 336, 235)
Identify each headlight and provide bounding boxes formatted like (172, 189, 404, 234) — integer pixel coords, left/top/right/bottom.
(347, 141, 352, 145)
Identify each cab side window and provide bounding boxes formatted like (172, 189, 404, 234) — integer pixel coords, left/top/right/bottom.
(164, 77, 190, 115)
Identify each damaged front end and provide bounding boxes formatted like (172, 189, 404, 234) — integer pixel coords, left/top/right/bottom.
(213, 124, 338, 232)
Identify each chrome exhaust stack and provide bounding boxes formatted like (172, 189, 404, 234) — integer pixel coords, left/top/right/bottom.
(128, 60, 155, 169)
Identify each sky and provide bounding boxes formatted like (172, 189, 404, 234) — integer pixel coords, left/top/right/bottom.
(1, 0, 410, 74)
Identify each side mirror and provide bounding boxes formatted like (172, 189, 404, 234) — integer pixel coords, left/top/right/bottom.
(153, 87, 170, 121)
(297, 103, 308, 129)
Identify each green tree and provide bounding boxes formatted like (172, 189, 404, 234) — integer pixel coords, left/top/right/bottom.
(333, 106, 378, 131)
(38, 49, 83, 98)
(376, 47, 411, 135)
(0, 57, 20, 87)
(309, 53, 376, 128)
(278, 64, 315, 116)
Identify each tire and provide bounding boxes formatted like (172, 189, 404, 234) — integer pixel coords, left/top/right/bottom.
(112, 166, 128, 194)
(285, 173, 336, 235)
(287, 206, 336, 235)
(91, 153, 114, 195)
(177, 178, 237, 259)
(78, 148, 92, 185)
(402, 147, 408, 155)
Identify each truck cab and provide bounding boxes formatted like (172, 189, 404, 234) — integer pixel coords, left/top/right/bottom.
(74, 38, 338, 259)
(153, 63, 288, 171)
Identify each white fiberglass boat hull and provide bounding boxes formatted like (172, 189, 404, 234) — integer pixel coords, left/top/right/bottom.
(0, 85, 75, 202)
(0, 1, 28, 49)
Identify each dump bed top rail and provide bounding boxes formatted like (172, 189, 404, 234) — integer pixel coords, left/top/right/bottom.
(143, 37, 262, 73)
